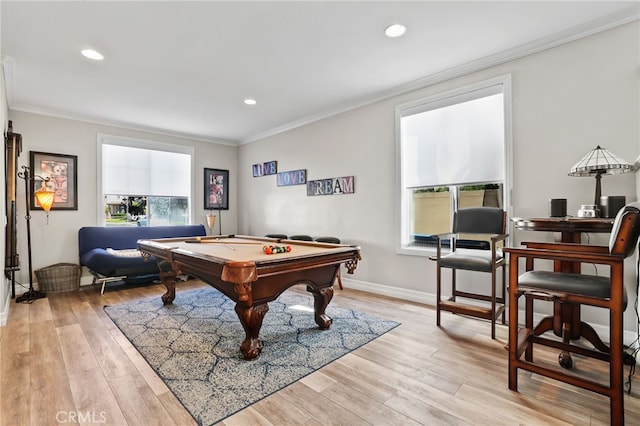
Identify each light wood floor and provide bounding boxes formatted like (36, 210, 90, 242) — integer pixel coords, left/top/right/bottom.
(1, 279, 639, 425)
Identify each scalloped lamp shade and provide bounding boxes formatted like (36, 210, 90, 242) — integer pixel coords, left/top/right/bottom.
(206, 213, 216, 234)
(568, 145, 632, 206)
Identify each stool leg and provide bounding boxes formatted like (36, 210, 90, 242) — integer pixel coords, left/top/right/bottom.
(501, 264, 506, 324)
(525, 295, 534, 361)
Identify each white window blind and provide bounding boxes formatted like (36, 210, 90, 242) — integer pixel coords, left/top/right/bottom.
(401, 86, 504, 188)
(102, 144, 190, 197)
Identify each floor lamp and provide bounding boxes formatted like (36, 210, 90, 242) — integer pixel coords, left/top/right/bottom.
(206, 203, 223, 235)
(216, 203, 222, 235)
(206, 210, 216, 235)
(15, 165, 54, 303)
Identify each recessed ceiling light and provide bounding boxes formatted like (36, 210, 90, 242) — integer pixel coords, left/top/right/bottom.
(244, 98, 257, 106)
(385, 24, 407, 38)
(81, 49, 104, 61)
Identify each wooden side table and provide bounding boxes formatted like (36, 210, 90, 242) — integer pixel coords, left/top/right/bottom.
(512, 217, 614, 272)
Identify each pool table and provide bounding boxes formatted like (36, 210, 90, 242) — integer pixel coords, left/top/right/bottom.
(137, 235, 361, 359)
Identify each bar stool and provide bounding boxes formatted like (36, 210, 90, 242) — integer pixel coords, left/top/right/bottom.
(289, 234, 313, 241)
(504, 203, 640, 425)
(264, 234, 288, 240)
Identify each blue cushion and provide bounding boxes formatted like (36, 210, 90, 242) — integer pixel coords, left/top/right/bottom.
(78, 225, 206, 256)
(80, 248, 159, 277)
(78, 225, 206, 278)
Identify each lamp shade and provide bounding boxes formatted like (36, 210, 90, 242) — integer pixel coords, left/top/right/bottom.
(206, 213, 216, 232)
(568, 145, 632, 177)
(568, 145, 633, 208)
(35, 188, 55, 212)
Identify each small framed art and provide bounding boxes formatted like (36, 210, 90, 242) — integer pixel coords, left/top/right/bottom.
(204, 168, 229, 210)
(30, 151, 78, 210)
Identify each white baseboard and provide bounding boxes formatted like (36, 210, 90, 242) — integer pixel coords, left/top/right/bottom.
(343, 276, 434, 305)
(0, 290, 9, 327)
(341, 277, 640, 348)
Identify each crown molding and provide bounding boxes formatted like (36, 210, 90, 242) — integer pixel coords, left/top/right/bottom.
(2, 56, 237, 146)
(4, 5, 639, 147)
(9, 102, 238, 147)
(1, 56, 16, 107)
(240, 5, 640, 145)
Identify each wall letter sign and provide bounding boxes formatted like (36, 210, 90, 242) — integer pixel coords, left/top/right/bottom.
(306, 176, 355, 196)
(252, 161, 277, 177)
(277, 169, 307, 186)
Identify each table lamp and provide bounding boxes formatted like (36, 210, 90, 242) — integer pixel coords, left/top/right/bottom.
(568, 145, 632, 213)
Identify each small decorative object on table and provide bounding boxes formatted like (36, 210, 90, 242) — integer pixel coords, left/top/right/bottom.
(600, 195, 626, 218)
(548, 198, 567, 217)
(577, 204, 599, 218)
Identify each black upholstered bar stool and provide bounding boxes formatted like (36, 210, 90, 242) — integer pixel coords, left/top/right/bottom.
(431, 207, 508, 339)
(264, 233, 288, 240)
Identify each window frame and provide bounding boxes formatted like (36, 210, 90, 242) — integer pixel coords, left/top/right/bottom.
(395, 75, 513, 256)
(96, 133, 195, 226)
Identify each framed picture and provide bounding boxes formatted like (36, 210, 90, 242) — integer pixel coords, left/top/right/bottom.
(29, 151, 78, 210)
(204, 168, 229, 210)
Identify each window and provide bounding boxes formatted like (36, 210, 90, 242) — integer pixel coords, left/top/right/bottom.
(98, 134, 193, 226)
(396, 76, 511, 252)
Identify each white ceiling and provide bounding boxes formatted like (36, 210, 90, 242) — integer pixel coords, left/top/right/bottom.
(2, 1, 638, 145)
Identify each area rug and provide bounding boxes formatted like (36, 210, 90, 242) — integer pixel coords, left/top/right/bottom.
(104, 288, 400, 425)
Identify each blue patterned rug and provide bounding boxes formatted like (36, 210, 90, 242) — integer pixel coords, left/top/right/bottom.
(104, 287, 400, 425)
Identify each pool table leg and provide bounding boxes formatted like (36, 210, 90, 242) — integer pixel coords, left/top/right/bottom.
(308, 285, 334, 329)
(235, 302, 269, 360)
(158, 260, 177, 305)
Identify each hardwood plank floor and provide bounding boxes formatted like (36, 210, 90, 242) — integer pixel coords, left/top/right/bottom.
(1, 279, 638, 425)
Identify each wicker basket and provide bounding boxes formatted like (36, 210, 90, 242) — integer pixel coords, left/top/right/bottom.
(35, 263, 81, 293)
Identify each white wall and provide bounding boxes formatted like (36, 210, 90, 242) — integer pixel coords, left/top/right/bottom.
(1, 111, 237, 316)
(636, 71, 640, 335)
(0, 1, 8, 324)
(238, 22, 640, 332)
